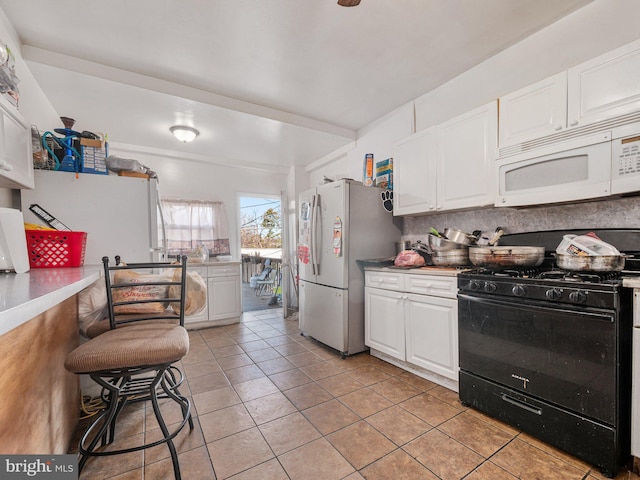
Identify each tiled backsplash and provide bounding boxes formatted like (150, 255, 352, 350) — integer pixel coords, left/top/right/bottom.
(402, 195, 640, 243)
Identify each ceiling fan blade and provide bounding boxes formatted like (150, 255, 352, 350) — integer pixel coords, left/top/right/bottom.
(337, 0, 361, 6)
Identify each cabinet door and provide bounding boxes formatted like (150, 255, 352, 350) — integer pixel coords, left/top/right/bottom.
(568, 39, 640, 127)
(499, 72, 567, 148)
(208, 275, 241, 320)
(437, 101, 497, 211)
(0, 95, 33, 189)
(393, 127, 437, 216)
(405, 294, 458, 380)
(364, 286, 405, 360)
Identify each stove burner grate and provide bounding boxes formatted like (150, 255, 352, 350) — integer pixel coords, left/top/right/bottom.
(537, 270, 621, 283)
(471, 267, 622, 284)
(475, 267, 542, 278)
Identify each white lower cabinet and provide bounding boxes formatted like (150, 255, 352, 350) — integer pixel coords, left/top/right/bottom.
(208, 274, 241, 321)
(184, 262, 241, 327)
(365, 287, 405, 360)
(365, 270, 459, 389)
(404, 294, 457, 380)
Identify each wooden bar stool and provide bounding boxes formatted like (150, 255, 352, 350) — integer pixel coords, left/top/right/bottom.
(65, 256, 193, 479)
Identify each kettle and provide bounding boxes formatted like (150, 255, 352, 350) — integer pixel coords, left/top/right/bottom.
(0, 208, 30, 273)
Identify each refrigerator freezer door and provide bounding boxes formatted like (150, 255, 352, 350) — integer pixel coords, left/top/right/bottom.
(21, 170, 157, 264)
(315, 181, 348, 289)
(298, 188, 316, 283)
(299, 280, 348, 353)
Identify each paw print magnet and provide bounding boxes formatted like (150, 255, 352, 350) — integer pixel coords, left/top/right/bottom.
(381, 190, 393, 213)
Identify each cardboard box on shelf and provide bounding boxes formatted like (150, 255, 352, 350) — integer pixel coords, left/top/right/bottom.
(375, 158, 393, 190)
(80, 137, 105, 149)
(118, 171, 149, 179)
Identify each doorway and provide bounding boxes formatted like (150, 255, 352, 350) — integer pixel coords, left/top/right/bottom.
(239, 195, 282, 312)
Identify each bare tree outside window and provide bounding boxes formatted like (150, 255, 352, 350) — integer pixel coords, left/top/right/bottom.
(240, 197, 281, 249)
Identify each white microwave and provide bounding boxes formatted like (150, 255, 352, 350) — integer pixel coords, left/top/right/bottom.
(495, 132, 612, 207)
(611, 122, 640, 195)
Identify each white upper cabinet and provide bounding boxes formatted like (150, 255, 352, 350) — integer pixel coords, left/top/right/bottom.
(498, 72, 567, 148)
(499, 39, 640, 151)
(0, 96, 33, 189)
(393, 101, 496, 215)
(437, 101, 497, 211)
(393, 127, 437, 216)
(568, 39, 640, 128)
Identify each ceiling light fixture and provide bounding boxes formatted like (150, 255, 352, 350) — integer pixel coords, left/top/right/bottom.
(170, 125, 199, 143)
(337, 0, 361, 6)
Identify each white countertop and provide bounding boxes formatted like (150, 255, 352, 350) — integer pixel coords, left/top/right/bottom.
(364, 266, 468, 277)
(0, 265, 102, 336)
(186, 260, 241, 267)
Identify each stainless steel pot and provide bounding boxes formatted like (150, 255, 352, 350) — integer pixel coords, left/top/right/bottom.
(430, 248, 469, 266)
(443, 228, 473, 245)
(469, 245, 545, 268)
(395, 240, 411, 255)
(428, 234, 468, 252)
(555, 253, 628, 272)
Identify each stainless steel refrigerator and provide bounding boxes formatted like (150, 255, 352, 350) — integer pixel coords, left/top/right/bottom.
(298, 179, 401, 356)
(21, 169, 164, 265)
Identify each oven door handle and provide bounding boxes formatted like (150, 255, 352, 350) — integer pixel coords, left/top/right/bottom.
(501, 394, 542, 415)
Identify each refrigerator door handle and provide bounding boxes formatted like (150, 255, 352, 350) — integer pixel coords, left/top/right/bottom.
(309, 195, 317, 275)
(312, 194, 321, 275)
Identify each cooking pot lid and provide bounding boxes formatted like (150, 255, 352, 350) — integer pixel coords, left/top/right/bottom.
(411, 241, 429, 252)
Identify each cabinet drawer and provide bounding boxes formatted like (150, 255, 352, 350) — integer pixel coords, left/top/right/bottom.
(406, 274, 457, 298)
(187, 266, 207, 277)
(365, 271, 405, 291)
(208, 264, 240, 277)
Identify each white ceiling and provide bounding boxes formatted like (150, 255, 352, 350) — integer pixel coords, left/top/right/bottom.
(0, 0, 592, 173)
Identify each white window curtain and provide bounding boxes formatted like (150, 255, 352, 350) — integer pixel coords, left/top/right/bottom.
(161, 199, 230, 257)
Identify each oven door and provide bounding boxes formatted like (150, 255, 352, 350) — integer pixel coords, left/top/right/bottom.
(458, 293, 617, 424)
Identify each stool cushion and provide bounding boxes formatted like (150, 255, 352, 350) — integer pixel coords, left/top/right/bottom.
(65, 324, 189, 374)
(85, 317, 178, 339)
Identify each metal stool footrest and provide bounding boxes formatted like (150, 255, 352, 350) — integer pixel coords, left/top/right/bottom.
(79, 365, 193, 479)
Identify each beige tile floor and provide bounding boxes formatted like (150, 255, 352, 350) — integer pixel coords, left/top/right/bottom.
(71, 309, 640, 480)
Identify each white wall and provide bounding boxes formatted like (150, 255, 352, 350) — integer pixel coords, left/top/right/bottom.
(307, 102, 413, 187)
(107, 146, 288, 261)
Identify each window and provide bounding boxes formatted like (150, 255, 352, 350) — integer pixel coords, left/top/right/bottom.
(161, 199, 230, 257)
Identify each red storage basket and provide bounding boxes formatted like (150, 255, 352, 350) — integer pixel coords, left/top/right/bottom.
(25, 230, 87, 268)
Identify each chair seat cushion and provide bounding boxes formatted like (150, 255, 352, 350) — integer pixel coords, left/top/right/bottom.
(65, 324, 189, 374)
(85, 317, 178, 339)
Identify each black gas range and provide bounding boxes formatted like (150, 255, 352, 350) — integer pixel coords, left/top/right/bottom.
(458, 266, 626, 308)
(457, 229, 640, 478)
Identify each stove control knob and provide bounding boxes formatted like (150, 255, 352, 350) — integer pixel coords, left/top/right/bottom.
(469, 281, 482, 292)
(569, 290, 587, 304)
(484, 282, 497, 293)
(545, 288, 562, 300)
(512, 285, 526, 297)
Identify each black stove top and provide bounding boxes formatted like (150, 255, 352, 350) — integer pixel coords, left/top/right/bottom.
(468, 265, 624, 283)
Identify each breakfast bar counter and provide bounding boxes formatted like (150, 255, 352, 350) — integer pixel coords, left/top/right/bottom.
(0, 266, 101, 454)
(0, 265, 101, 336)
